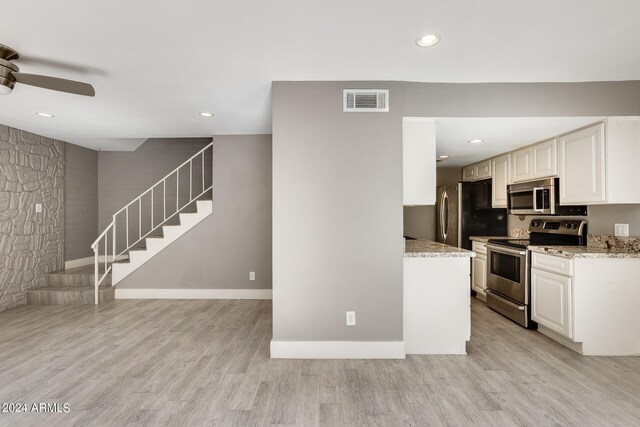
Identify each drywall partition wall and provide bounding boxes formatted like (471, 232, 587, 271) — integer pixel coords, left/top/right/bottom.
(64, 143, 98, 262)
(96, 138, 211, 250)
(272, 81, 406, 354)
(271, 80, 640, 358)
(112, 135, 272, 293)
(0, 124, 64, 312)
(402, 81, 640, 117)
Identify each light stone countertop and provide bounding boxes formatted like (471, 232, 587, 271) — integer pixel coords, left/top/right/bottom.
(528, 245, 640, 259)
(404, 239, 475, 258)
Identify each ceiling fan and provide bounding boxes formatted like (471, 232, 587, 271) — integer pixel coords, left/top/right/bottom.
(0, 44, 95, 97)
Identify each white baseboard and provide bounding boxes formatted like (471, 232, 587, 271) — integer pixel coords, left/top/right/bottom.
(115, 288, 272, 300)
(270, 340, 405, 359)
(64, 257, 94, 269)
(538, 326, 583, 354)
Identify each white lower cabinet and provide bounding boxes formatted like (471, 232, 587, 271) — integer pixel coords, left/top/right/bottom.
(530, 251, 640, 356)
(531, 268, 572, 339)
(471, 242, 487, 299)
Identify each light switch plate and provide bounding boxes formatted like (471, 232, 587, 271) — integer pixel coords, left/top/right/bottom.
(35, 203, 42, 213)
(249, 271, 255, 281)
(614, 224, 629, 237)
(346, 311, 356, 326)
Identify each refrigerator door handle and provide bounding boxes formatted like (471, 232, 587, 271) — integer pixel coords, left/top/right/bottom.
(438, 188, 446, 243)
(457, 182, 463, 248)
(442, 191, 449, 241)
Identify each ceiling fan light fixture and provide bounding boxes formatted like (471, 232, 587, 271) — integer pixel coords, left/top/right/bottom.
(35, 112, 54, 118)
(416, 34, 440, 47)
(199, 112, 214, 117)
(468, 138, 484, 144)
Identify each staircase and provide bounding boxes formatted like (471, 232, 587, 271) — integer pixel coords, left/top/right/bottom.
(26, 265, 115, 305)
(28, 142, 214, 306)
(111, 199, 212, 283)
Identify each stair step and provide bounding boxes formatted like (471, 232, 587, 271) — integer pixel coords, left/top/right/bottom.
(26, 285, 115, 305)
(44, 264, 112, 287)
(111, 196, 214, 285)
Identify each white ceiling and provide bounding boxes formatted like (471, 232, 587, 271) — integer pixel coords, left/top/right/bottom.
(434, 117, 605, 166)
(0, 0, 639, 150)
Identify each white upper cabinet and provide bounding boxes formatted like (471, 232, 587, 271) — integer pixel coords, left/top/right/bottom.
(462, 164, 476, 182)
(475, 160, 491, 179)
(462, 160, 491, 182)
(511, 138, 558, 183)
(460, 117, 640, 206)
(558, 124, 605, 204)
(510, 146, 533, 182)
(403, 118, 436, 205)
(559, 118, 640, 205)
(532, 138, 558, 178)
(491, 154, 510, 208)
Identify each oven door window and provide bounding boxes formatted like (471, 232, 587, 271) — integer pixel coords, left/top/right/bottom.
(490, 252, 521, 283)
(509, 190, 533, 211)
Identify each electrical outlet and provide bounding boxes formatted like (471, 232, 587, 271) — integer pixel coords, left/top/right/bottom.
(249, 271, 255, 281)
(346, 311, 356, 326)
(35, 203, 42, 213)
(614, 224, 629, 237)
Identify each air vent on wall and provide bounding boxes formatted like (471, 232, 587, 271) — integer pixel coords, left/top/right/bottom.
(343, 89, 389, 112)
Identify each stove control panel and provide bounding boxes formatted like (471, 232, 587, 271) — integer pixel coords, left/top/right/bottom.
(529, 218, 587, 236)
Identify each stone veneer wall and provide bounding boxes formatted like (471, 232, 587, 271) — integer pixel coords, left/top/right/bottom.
(0, 124, 64, 312)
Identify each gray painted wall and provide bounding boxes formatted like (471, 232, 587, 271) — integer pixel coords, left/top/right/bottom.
(272, 80, 640, 344)
(403, 206, 435, 240)
(402, 81, 640, 117)
(64, 143, 98, 261)
(115, 135, 272, 290)
(273, 82, 404, 342)
(0, 124, 64, 312)
(98, 141, 208, 230)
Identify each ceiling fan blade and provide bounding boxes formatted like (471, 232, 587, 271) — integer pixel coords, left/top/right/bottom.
(13, 72, 95, 97)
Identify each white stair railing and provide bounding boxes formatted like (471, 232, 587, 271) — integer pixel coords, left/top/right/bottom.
(90, 142, 213, 304)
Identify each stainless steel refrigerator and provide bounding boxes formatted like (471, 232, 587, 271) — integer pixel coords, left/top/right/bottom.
(436, 179, 508, 249)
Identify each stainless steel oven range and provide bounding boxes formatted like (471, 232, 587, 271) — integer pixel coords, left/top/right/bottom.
(485, 218, 587, 328)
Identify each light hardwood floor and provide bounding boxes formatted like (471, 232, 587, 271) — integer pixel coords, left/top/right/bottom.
(0, 298, 638, 426)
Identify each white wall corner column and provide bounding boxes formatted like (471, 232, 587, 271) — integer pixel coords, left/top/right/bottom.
(403, 117, 436, 205)
(403, 256, 472, 355)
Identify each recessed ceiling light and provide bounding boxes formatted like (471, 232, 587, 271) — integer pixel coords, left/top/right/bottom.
(438, 155, 449, 159)
(468, 139, 484, 144)
(35, 112, 54, 118)
(416, 34, 440, 47)
(199, 112, 214, 117)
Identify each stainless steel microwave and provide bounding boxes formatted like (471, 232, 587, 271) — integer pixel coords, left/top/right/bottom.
(507, 178, 587, 216)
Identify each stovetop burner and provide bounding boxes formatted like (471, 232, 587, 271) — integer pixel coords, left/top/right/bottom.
(487, 239, 530, 249)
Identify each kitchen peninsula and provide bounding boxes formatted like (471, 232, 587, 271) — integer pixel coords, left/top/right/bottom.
(404, 239, 475, 354)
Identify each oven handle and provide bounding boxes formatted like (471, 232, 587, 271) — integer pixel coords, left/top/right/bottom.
(487, 290, 526, 311)
(486, 244, 527, 256)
